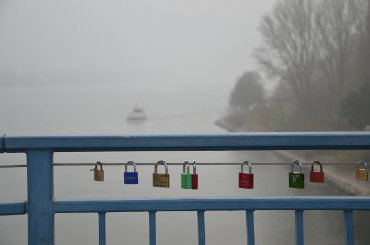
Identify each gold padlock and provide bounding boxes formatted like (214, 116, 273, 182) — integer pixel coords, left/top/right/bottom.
(355, 161, 368, 181)
(153, 160, 170, 188)
(92, 161, 104, 181)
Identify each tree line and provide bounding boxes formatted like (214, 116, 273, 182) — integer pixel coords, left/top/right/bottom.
(227, 0, 370, 131)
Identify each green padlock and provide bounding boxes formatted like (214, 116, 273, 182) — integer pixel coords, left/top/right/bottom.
(289, 160, 304, 189)
(181, 161, 192, 189)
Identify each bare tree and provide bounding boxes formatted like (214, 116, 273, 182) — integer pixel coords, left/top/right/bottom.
(255, 0, 368, 129)
(342, 0, 370, 130)
(354, 0, 370, 87)
(314, 0, 368, 111)
(255, 0, 318, 121)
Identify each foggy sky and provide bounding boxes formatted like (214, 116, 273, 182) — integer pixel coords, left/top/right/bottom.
(0, 0, 276, 87)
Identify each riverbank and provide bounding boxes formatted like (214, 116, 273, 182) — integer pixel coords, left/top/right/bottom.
(215, 118, 370, 196)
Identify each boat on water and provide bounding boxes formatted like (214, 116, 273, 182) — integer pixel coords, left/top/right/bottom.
(127, 106, 147, 122)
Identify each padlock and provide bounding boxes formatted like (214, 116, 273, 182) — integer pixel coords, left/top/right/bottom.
(191, 161, 198, 190)
(91, 161, 104, 181)
(181, 161, 192, 189)
(239, 160, 253, 189)
(124, 161, 139, 184)
(289, 160, 304, 189)
(310, 161, 324, 183)
(355, 161, 368, 181)
(153, 160, 170, 188)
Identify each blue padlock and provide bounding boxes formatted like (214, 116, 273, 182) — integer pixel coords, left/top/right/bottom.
(124, 161, 139, 184)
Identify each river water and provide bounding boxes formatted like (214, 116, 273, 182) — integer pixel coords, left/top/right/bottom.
(0, 82, 369, 244)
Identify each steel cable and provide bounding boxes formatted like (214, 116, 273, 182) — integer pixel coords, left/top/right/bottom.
(0, 162, 364, 168)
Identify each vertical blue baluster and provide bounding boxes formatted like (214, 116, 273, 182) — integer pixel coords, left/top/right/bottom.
(295, 210, 304, 245)
(343, 210, 354, 245)
(197, 210, 206, 245)
(246, 210, 255, 245)
(149, 211, 156, 245)
(99, 212, 106, 245)
(27, 150, 54, 245)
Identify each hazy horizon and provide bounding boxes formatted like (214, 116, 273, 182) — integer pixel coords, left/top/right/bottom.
(0, 0, 276, 92)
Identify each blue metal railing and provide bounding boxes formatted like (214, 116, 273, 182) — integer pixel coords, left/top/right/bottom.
(1, 132, 370, 245)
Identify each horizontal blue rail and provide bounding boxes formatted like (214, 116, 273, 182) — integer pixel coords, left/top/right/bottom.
(2, 132, 370, 152)
(0, 201, 25, 215)
(1, 133, 370, 245)
(53, 197, 370, 213)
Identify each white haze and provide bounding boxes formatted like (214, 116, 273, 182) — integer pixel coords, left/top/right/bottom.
(0, 0, 276, 96)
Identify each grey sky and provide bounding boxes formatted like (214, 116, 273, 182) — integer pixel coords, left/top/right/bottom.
(0, 0, 276, 87)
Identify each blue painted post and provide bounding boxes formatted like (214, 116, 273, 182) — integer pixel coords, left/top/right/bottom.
(149, 211, 156, 245)
(98, 212, 106, 245)
(295, 210, 304, 245)
(197, 211, 206, 245)
(246, 210, 255, 245)
(343, 210, 354, 245)
(26, 150, 54, 245)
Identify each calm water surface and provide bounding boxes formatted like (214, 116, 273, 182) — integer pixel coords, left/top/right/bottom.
(0, 82, 369, 244)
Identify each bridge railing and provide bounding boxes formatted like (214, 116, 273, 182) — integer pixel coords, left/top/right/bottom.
(1, 132, 370, 245)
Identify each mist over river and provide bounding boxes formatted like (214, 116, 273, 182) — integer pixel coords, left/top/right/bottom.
(0, 82, 369, 244)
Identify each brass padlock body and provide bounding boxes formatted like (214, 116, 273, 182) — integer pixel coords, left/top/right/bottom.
(94, 169, 104, 181)
(93, 162, 104, 181)
(153, 161, 170, 188)
(153, 173, 170, 188)
(356, 168, 368, 181)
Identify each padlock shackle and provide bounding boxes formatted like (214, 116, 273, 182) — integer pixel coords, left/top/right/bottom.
(183, 160, 190, 174)
(95, 161, 103, 170)
(241, 160, 252, 174)
(125, 160, 137, 172)
(357, 161, 368, 170)
(192, 160, 197, 174)
(311, 161, 322, 172)
(291, 160, 302, 173)
(155, 160, 168, 174)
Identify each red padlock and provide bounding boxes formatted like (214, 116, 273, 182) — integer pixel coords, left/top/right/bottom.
(239, 160, 253, 189)
(191, 161, 198, 190)
(310, 161, 324, 183)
